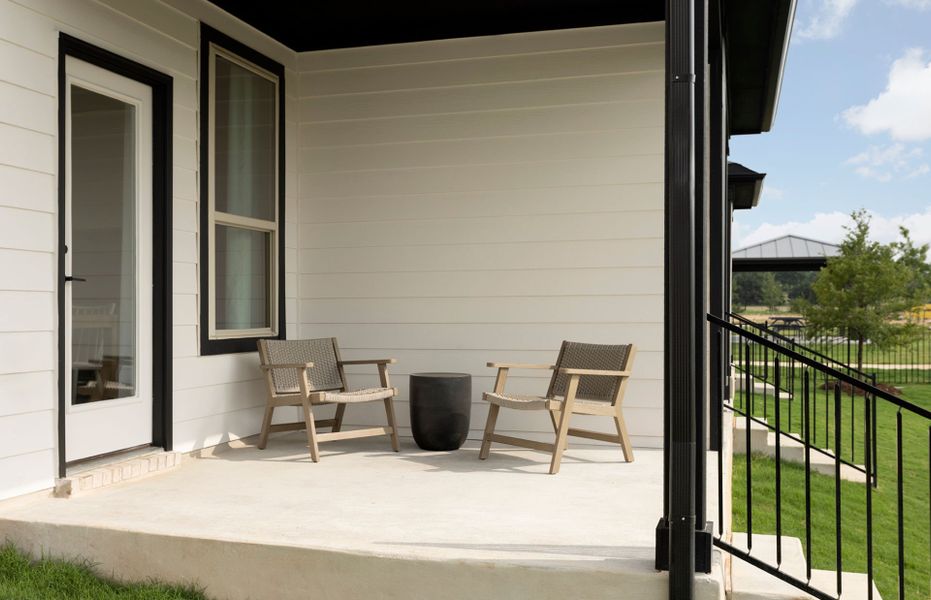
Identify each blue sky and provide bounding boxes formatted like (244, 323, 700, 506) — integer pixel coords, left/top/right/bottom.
(730, 0, 931, 250)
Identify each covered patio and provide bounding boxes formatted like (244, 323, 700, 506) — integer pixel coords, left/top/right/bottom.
(0, 435, 724, 600)
(0, 0, 798, 597)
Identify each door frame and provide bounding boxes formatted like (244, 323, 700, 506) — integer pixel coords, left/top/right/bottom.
(57, 34, 173, 476)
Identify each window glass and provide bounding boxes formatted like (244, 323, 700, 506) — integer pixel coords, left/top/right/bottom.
(214, 225, 270, 331)
(214, 55, 276, 221)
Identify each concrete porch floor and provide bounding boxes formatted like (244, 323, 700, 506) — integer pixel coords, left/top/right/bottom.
(0, 434, 724, 600)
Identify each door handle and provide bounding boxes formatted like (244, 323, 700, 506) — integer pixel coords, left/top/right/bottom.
(64, 275, 87, 283)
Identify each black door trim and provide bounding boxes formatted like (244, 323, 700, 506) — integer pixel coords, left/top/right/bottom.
(57, 34, 174, 477)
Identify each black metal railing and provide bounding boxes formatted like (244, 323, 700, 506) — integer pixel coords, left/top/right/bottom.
(730, 312, 875, 382)
(728, 312, 876, 477)
(747, 316, 931, 385)
(710, 313, 931, 600)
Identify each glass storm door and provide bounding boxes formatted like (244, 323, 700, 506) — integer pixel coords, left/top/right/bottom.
(64, 57, 153, 462)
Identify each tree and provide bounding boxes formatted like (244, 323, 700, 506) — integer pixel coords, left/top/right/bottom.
(760, 274, 786, 310)
(733, 271, 785, 308)
(797, 210, 931, 372)
(776, 271, 817, 304)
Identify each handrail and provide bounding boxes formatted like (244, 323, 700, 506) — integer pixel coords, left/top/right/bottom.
(711, 311, 931, 600)
(711, 313, 931, 419)
(728, 312, 872, 380)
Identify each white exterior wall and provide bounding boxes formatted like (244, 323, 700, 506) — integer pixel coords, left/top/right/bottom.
(296, 23, 665, 447)
(0, 0, 300, 500)
(0, 2, 665, 501)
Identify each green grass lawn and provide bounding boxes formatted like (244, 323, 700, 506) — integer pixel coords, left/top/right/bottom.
(731, 383, 931, 600)
(0, 546, 206, 600)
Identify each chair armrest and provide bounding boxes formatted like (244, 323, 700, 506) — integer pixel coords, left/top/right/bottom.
(558, 368, 631, 377)
(486, 362, 555, 370)
(259, 362, 314, 371)
(339, 358, 397, 366)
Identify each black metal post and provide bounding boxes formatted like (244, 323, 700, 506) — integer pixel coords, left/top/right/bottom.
(692, 0, 714, 570)
(656, 0, 699, 596)
(707, 0, 725, 454)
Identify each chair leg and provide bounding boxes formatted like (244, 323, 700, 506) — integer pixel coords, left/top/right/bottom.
(614, 409, 634, 462)
(549, 410, 569, 450)
(332, 404, 347, 432)
(302, 399, 320, 462)
(479, 404, 500, 460)
(257, 404, 275, 450)
(384, 398, 401, 452)
(550, 406, 574, 475)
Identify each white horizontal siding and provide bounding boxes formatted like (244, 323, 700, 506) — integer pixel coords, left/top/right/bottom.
(0, 0, 300, 500)
(0, 1, 667, 500)
(0, 371, 55, 418)
(298, 21, 665, 447)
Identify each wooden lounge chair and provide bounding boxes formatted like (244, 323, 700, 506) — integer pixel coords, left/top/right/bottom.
(257, 338, 401, 461)
(479, 341, 636, 474)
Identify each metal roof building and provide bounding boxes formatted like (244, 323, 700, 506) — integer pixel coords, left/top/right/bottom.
(732, 235, 840, 272)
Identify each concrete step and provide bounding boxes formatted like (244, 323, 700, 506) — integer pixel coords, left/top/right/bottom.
(733, 417, 770, 454)
(732, 419, 867, 483)
(729, 533, 882, 600)
(53, 450, 183, 498)
(733, 377, 793, 398)
(763, 432, 867, 484)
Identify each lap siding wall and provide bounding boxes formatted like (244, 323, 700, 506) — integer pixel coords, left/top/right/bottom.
(0, 2, 664, 501)
(296, 22, 666, 448)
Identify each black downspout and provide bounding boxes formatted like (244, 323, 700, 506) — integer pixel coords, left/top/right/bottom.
(693, 0, 708, 532)
(693, 0, 714, 571)
(657, 0, 698, 597)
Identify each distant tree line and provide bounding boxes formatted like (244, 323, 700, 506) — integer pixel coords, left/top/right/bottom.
(732, 271, 817, 310)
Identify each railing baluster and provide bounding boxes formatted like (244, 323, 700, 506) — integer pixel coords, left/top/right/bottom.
(763, 341, 769, 420)
(872, 379, 878, 487)
(775, 358, 782, 567)
(745, 341, 753, 550)
(896, 410, 905, 600)
(789, 357, 794, 435)
(804, 370, 812, 584)
(813, 369, 818, 448)
(738, 337, 745, 412)
(824, 374, 829, 451)
(834, 383, 842, 597)
(851, 386, 856, 464)
(864, 389, 873, 600)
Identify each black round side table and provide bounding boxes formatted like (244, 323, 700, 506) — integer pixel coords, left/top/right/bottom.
(409, 372, 472, 451)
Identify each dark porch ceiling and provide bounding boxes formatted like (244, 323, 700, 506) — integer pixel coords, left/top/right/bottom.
(206, 1, 664, 52)
(206, 1, 794, 136)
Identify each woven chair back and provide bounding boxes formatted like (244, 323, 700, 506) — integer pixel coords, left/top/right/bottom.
(547, 341, 633, 403)
(258, 338, 344, 394)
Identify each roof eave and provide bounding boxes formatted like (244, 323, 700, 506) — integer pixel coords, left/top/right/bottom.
(725, 0, 797, 135)
(728, 163, 766, 210)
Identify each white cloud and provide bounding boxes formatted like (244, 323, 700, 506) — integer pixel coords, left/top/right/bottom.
(796, 0, 859, 40)
(846, 143, 930, 181)
(733, 208, 931, 251)
(885, 0, 931, 9)
(842, 48, 931, 141)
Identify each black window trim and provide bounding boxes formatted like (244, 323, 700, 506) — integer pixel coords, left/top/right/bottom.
(199, 23, 286, 356)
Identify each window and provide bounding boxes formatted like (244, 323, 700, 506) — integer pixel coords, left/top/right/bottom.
(200, 25, 285, 354)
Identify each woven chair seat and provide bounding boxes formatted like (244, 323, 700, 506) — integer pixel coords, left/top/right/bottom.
(321, 387, 397, 404)
(483, 392, 560, 411)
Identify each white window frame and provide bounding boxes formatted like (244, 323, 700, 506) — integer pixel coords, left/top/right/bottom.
(206, 43, 280, 341)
